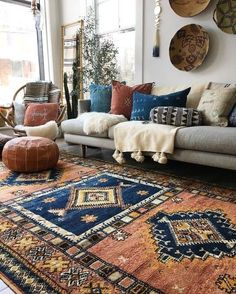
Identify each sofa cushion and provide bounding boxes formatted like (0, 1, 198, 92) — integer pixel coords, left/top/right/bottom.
(150, 107, 202, 126)
(61, 118, 108, 138)
(90, 84, 112, 113)
(152, 82, 209, 109)
(111, 80, 153, 119)
(197, 88, 236, 126)
(208, 82, 236, 127)
(175, 126, 236, 155)
(130, 88, 190, 121)
(229, 106, 236, 127)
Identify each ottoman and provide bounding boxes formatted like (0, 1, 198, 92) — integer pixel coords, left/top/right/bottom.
(2, 136, 59, 172)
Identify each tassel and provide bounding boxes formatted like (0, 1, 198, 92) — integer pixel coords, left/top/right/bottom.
(152, 152, 160, 162)
(153, 29, 160, 57)
(112, 150, 120, 160)
(158, 152, 168, 164)
(131, 151, 145, 163)
(113, 150, 126, 164)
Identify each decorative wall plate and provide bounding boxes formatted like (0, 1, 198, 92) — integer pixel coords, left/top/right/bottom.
(169, 24, 210, 72)
(169, 0, 211, 17)
(214, 0, 236, 34)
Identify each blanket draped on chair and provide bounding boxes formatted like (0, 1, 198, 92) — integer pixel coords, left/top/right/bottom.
(113, 121, 180, 164)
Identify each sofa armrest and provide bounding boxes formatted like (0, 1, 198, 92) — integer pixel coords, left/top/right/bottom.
(78, 99, 91, 114)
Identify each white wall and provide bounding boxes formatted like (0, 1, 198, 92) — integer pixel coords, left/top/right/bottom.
(143, 0, 236, 85)
(57, 0, 236, 87)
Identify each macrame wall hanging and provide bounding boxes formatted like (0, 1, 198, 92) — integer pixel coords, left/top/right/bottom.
(153, 0, 162, 57)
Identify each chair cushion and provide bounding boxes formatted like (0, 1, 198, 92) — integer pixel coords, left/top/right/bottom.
(24, 103, 59, 126)
(90, 84, 112, 113)
(175, 126, 236, 155)
(13, 101, 26, 125)
(131, 88, 190, 121)
(61, 118, 108, 138)
(111, 80, 153, 119)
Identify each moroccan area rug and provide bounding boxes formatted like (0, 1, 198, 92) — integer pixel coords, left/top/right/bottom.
(0, 152, 235, 294)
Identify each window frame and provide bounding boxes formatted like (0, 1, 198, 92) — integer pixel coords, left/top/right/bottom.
(93, 0, 143, 84)
(0, 0, 45, 80)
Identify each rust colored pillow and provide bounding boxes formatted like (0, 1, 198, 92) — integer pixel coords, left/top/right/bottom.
(24, 103, 59, 126)
(111, 80, 153, 119)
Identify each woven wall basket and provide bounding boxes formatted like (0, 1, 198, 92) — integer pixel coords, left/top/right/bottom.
(169, 24, 210, 72)
(214, 0, 236, 34)
(169, 0, 211, 17)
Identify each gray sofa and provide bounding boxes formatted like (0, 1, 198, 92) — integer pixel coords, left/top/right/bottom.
(61, 83, 236, 170)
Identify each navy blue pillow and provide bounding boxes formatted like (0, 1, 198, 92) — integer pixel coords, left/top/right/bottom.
(90, 84, 112, 113)
(131, 87, 191, 121)
(229, 105, 236, 127)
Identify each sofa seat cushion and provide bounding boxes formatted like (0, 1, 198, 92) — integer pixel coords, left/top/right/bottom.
(175, 126, 236, 155)
(61, 118, 108, 138)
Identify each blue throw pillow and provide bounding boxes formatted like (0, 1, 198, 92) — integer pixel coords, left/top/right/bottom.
(130, 87, 191, 121)
(90, 84, 112, 113)
(229, 105, 236, 127)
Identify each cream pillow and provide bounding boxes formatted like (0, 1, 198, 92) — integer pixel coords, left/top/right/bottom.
(151, 82, 209, 109)
(197, 88, 236, 126)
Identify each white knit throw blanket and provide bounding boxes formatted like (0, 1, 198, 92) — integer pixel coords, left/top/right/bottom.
(113, 121, 180, 164)
(78, 112, 127, 135)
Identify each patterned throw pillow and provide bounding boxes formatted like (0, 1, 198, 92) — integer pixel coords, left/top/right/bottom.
(197, 88, 236, 126)
(90, 84, 112, 113)
(131, 88, 191, 121)
(24, 103, 59, 126)
(150, 107, 202, 126)
(24, 81, 50, 104)
(110, 80, 153, 119)
(207, 82, 236, 127)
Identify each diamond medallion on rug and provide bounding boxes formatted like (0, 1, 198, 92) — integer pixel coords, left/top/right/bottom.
(0, 153, 235, 294)
(148, 210, 236, 262)
(9, 172, 164, 240)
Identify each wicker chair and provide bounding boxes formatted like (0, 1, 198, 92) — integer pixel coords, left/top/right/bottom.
(0, 82, 66, 136)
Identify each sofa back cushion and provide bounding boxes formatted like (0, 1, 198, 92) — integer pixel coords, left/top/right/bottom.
(197, 88, 236, 126)
(150, 106, 202, 127)
(131, 87, 190, 121)
(111, 80, 153, 119)
(90, 84, 112, 113)
(24, 103, 59, 126)
(152, 82, 209, 109)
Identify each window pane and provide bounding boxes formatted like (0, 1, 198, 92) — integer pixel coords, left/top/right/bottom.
(102, 30, 135, 85)
(119, 0, 135, 29)
(0, 1, 39, 105)
(96, 0, 119, 34)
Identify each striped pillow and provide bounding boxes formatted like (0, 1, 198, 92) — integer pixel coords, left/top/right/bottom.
(150, 106, 202, 127)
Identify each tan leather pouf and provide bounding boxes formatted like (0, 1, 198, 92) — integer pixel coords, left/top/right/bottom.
(2, 136, 59, 172)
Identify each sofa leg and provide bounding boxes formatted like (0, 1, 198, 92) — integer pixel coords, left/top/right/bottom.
(81, 145, 87, 158)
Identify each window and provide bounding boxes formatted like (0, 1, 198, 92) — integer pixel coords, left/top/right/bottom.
(0, 0, 44, 105)
(95, 0, 136, 84)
